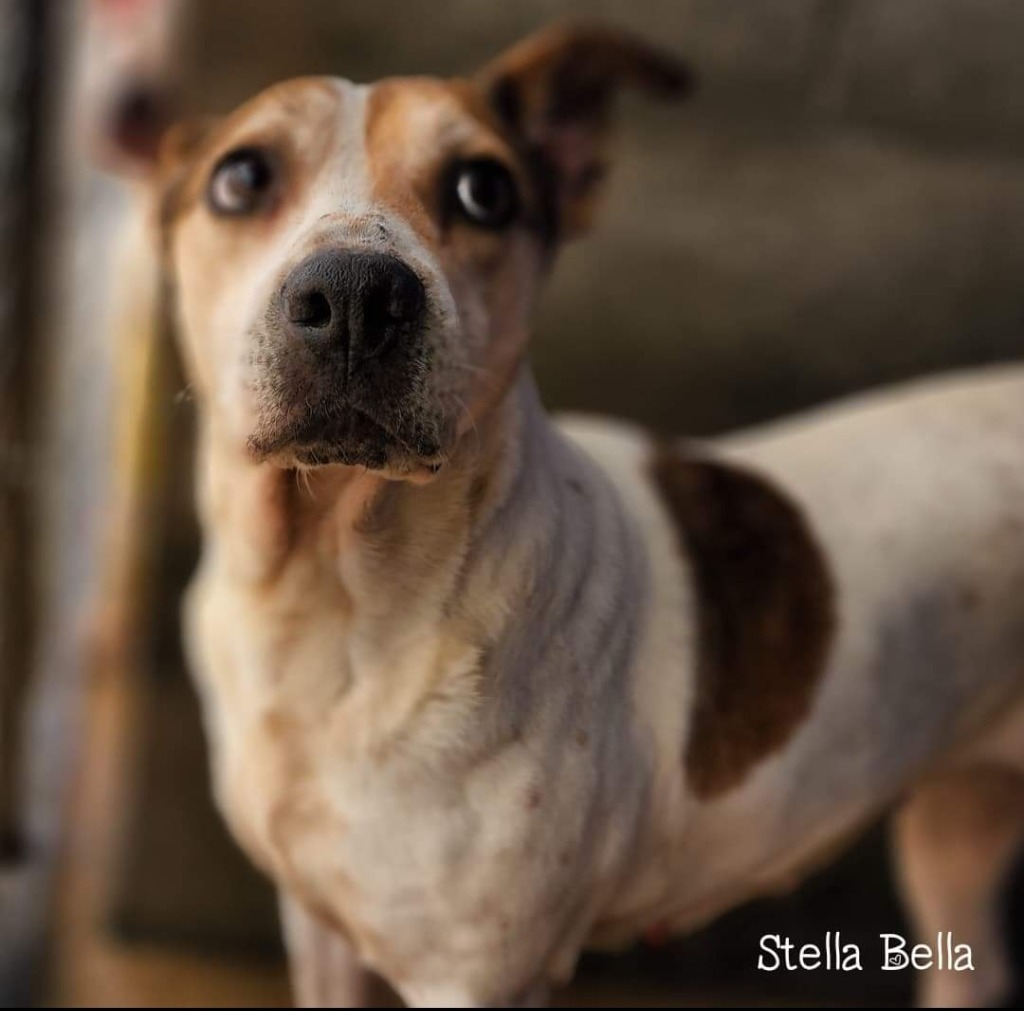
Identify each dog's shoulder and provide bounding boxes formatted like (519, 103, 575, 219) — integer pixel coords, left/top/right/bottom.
(556, 414, 836, 801)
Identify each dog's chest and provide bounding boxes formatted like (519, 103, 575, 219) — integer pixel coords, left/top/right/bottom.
(185, 560, 611, 981)
(196, 575, 436, 824)
(188, 572, 359, 876)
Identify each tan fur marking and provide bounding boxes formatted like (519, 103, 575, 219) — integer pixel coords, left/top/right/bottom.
(159, 78, 343, 239)
(650, 447, 836, 799)
(364, 80, 447, 246)
(362, 81, 546, 432)
(363, 77, 531, 245)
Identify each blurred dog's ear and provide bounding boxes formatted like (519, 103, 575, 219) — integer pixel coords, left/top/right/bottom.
(477, 20, 693, 238)
(89, 81, 178, 177)
(82, 0, 185, 177)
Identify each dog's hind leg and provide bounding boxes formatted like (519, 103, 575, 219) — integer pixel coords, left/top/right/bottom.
(891, 764, 1024, 1008)
(279, 891, 380, 1008)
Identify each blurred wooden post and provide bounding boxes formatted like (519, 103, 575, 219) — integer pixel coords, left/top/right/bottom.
(0, 0, 53, 1006)
(0, 0, 45, 864)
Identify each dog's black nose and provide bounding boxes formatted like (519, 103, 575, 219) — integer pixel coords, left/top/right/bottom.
(281, 250, 426, 362)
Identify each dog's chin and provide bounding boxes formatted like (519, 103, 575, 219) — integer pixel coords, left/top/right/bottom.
(247, 406, 446, 482)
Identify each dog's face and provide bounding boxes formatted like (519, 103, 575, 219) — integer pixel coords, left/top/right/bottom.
(158, 23, 690, 477)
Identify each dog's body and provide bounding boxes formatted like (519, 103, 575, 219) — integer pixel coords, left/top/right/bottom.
(147, 22, 1024, 1007)
(187, 363, 1024, 1007)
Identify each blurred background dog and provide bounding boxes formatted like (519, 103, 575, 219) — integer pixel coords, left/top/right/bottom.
(7, 0, 1024, 1006)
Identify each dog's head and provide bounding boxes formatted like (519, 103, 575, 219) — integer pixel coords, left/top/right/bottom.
(154, 22, 692, 477)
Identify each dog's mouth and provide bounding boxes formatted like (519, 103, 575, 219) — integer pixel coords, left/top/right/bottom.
(245, 277, 452, 478)
(247, 400, 447, 477)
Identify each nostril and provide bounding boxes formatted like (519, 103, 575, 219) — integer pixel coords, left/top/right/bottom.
(355, 263, 426, 361)
(384, 268, 426, 324)
(287, 289, 332, 329)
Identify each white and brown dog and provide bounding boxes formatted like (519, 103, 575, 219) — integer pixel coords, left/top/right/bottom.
(141, 21, 1024, 1008)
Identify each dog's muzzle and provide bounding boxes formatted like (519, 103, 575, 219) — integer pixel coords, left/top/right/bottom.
(281, 249, 426, 368)
(249, 248, 443, 471)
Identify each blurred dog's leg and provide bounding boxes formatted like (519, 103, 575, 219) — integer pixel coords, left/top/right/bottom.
(892, 765, 1024, 1008)
(280, 891, 375, 1008)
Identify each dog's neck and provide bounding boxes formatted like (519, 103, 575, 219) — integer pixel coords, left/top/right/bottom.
(193, 368, 647, 758)
(192, 369, 642, 649)
(195, 369, 534, 586)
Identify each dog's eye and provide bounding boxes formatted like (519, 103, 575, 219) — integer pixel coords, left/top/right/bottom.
(207, 148, 274, 216)
(452, 159, 518, 229)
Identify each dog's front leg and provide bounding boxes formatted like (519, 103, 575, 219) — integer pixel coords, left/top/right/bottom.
(279, 891, 377, 1008)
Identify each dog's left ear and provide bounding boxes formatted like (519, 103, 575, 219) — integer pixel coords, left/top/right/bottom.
(477, 20, 694, 238)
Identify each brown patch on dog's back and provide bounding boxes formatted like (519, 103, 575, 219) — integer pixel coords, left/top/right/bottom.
(650, 447, 835, 799)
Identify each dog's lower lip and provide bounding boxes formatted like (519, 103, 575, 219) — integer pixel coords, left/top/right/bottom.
(248, 404, 443, 473)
